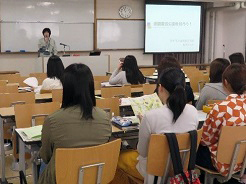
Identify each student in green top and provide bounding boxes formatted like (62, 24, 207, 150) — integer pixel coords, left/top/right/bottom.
(38, 63, 112, 184)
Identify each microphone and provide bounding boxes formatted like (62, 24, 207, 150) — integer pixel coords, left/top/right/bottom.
(60, 43, 68, 47)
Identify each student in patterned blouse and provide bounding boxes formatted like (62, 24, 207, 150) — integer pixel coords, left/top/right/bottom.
(196, 64, 246, 182)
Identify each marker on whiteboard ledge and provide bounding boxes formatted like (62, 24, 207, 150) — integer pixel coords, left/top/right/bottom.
(20, 50, 26, 52)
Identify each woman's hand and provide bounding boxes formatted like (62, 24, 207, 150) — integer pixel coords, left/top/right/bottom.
(137, 113, 143, 122)
(118, 61, 123, 70)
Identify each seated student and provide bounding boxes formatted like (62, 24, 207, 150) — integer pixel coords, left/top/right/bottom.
(196, 58, 230, 110)
(109, 55, 145, 85)
(38, 63, 112, 184)
(156, 56, 195, 104)
(118, 68, 199, 182)
(40, 55, 64, 91)
(196, 64, 246, 181)
(229, 52, 245, 64)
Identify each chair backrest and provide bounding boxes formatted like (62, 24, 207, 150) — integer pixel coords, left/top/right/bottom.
(0, 92, 35, 108)
(101, 86, 131, 98)
(0, 80, 7, 86)
(94, 81, 102, 90)
(0, 85, 18, 93)
(217, 126, 246, 165)
(94, 76, 110, 83)
(93, 75, 110, 82)
(52, 89, 63, 103)
(207, 100, 223, 105)
(147, 129, 203, 177)
(143, 84, 156, 95)
(55, 139, 121, 184)
(0, 74, 21, 83)
(29, 73, 47, 85)
(14, 102, 60, 128)
(40, 89, 52, 94)
(96, 97, 120, 116)
(139, 68, 155, 76)
(18, 76, 29, 87)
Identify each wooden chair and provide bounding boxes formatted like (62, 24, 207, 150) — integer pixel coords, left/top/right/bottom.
(94, 76, 110, 83)
(55, 139, 121, 184)
(116, 129, 203, 184)
(0, 74, 21, 83)
(143, 84, 156, 95)
(0, 92, 35, 140)
(146, 129, 203, 183)
(0, 80, 7, 86)
(0, 92, 35, 108)
(94, 81, 102, 90)
(52, 89, 63, 104)
(14, 102, 60, 128)
(0, 85, 18, 93)
(40, 89, 52, 94)
(29, 73, 47, 85)
(196, 126, 246, 184)
(101, 86, 131, 98)
(96, 97, 120, 116)
(18, 76, 29, 87)
(139, 68, 155, 76)
(207, 100, 223, 105)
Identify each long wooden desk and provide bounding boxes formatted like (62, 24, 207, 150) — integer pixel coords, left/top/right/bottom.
(34, 87, 144, 101)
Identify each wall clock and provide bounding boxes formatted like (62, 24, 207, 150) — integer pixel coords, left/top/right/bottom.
(119, 5, 132, 19)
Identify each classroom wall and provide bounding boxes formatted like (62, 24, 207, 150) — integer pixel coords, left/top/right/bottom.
(214, 8, 246, 60)
(0, 0, 153, 75)
(96, 0, 153, 71)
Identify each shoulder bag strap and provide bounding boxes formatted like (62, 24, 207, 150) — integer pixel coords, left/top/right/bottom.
(188, 130, 198, 183)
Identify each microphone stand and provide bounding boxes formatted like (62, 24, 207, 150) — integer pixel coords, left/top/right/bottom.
(63, 45, 66, 55)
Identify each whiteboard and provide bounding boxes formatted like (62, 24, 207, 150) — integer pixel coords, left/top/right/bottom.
(1, 23, 94, 52)
(97, 20, 144, 49)
(0, 0, 94, 23)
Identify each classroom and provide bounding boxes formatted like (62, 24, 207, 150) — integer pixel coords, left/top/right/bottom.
(0, 0, 246, 184)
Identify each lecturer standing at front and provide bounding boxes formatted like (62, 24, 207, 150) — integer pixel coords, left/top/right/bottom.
(38, 28, 57, 56)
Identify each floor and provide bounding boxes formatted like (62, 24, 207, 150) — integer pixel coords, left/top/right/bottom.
(2, 149, 33, 184)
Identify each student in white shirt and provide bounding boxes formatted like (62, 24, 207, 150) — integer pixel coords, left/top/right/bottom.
(40, 55, 64, 91)
(116, 68, 199, 183)
(109, 55, 145, 85)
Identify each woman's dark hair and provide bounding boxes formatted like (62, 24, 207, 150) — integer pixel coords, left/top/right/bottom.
(61, 63, 96, 120)
(157, 56, 181, 75)
(222, 63, 246, 95)
(229, 52, 245, 64)
(47, 55, 64, 80)
(209, 58, 230, 83)
(159, 68, 187, 122)
(42, 28, 51, 36)
(122, 55, 145, 84)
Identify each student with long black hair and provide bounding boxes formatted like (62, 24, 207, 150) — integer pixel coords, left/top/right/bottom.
(38, 63, 112, 184)
(116, 68, 199, 183)
(40, 55, 64, 91)
(109, 55, 145, 85)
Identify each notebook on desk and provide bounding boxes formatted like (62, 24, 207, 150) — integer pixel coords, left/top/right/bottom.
(16, 125, 42, 142)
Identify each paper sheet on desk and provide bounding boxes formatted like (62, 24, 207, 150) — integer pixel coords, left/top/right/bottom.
(101, 82, 122, 87)
(23, 77, 41, 93)
(16, 125, 42, 142)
